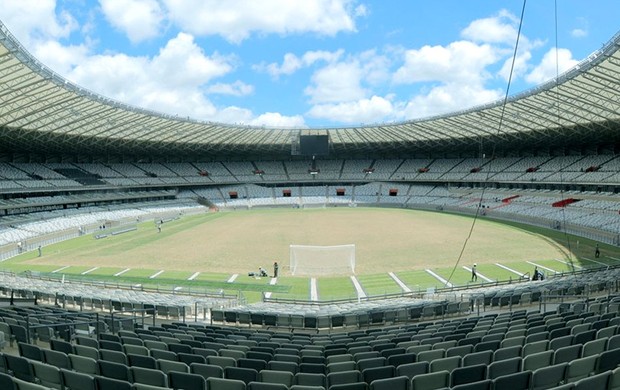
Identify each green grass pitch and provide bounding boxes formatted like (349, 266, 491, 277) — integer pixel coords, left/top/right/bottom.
(5, 207, 618, 303)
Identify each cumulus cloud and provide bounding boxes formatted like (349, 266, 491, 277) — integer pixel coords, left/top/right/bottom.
(389, 10, 551, 120)
(61, 33, 238, 119)
(291, 48, 392, 123)
(100, 0, 165, 43)
(571, 28, 587, 38)
(31, 40, 90, 75)
(461, 9, 519, 45)
(210, 107, 306, 127)
(393, 41, 497, 85)
(402, 83, 502, 119)
(1, 0, 78, 46)
(462, 10, 545, 83)
(248, 112, 306, 127)
(571, 18, 589, 38)
(525, 48, 579, 84)
(255, 50, 344, 78)
(305, 61, 367, 104)
(205, 81, 254, 96)
(150, 33, 233, 87)
(0, 1, 582, 127)
(307, 95, 395, 124)
(162, 0, 361, 44)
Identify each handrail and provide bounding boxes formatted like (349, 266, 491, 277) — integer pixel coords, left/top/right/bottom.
(264, 263, 619, 305)
(25, 311, 101, 343)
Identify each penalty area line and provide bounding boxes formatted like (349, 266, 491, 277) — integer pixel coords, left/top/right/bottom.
(114, 268, 130, 276)
(389, 272, 411, 293)
(581, 257, 609, 267)
(425, 269, 453, 288)
(553, 258, 582, 269)
(526, 261, 558, 275)
(310, 278, 318, 301)
(462, 266, 493, 283)
(227, 274, 239, 283)
(264, 278, 277, 299)
(350, 276, 367, 299)
(81, 267, 99, 275)
(495, 263, 526, 278)
(51, 266, 70, 273)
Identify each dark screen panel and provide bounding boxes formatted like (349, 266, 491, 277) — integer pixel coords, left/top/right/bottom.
(299, 135, 329, 156)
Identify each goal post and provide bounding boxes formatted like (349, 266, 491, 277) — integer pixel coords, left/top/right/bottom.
(289, 244, 355, 276)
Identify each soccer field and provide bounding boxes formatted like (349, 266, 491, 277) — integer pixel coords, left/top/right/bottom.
(4, 207, 614, 301)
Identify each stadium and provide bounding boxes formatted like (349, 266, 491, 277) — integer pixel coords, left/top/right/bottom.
(0, 8, 619, 390)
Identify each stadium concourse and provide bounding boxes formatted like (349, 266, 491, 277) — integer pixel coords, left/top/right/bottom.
(1, 16, 620, 390)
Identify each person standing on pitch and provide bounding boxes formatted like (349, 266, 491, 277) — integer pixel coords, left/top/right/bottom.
(471, 263, 478, 282)
(595, 244, 601, 258)
(273, 261, 279, 278)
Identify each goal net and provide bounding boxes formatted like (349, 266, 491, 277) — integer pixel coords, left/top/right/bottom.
(289, 244, 355, 276)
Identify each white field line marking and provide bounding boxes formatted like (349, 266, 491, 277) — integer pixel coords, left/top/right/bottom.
(389, 272, 411, 293)
(462, 266, 493, 283)
(581, 257, 609, 267)
(52, 266, 70, 273)
(227, 274, 239, 283)
(188, 272, 200, 280)
(149, 270, 164, 279)
(350, 275, 367, 299)
(495, 263, 526, 278)
(425, 269, 453, 288)
(81, 267, 98, 275)
(310, 278, 318, 301)
(553, 258, 582, 269)
(114, 268, 130, 276)
(264, 278, 278, 299)
(526, 261, 558, 275)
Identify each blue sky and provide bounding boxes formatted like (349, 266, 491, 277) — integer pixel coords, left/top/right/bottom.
(1, 0, 618, 127)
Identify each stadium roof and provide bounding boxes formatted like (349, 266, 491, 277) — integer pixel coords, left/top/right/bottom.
(0, 21, 619, 159)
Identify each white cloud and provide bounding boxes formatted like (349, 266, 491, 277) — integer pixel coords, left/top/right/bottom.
(497, 47, 532, 82)
(99, 0, 165, 43)
(162, 0, 360, 43)
(249, 112, 306, 127)
(32, 40, 90, 75)
(256, 49, 344, 78)
(205, 81, 254, 96)
(461, 9, 519, 44)
(571, 18, 589, 39)
(150, 33, 233, 87)
(210, 107, 306, 127)
(60, 33, 238, 119)
(0, 0, 77, 46)
(354, 4, 368, 17)
(525, 48, 579, 84)
(402, 83, 502, 119)
(305, 61, 367, 104)
(571, 28, 587, 38)
(260, 53, 304, 78)
(461, 9, 545, 83)
(307, 95, 395, 124)
(393, 41, 497, 85)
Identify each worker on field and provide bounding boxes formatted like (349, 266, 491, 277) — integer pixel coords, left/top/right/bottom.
(273, 261, 279, 278)
(471, 263, 478, 282)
